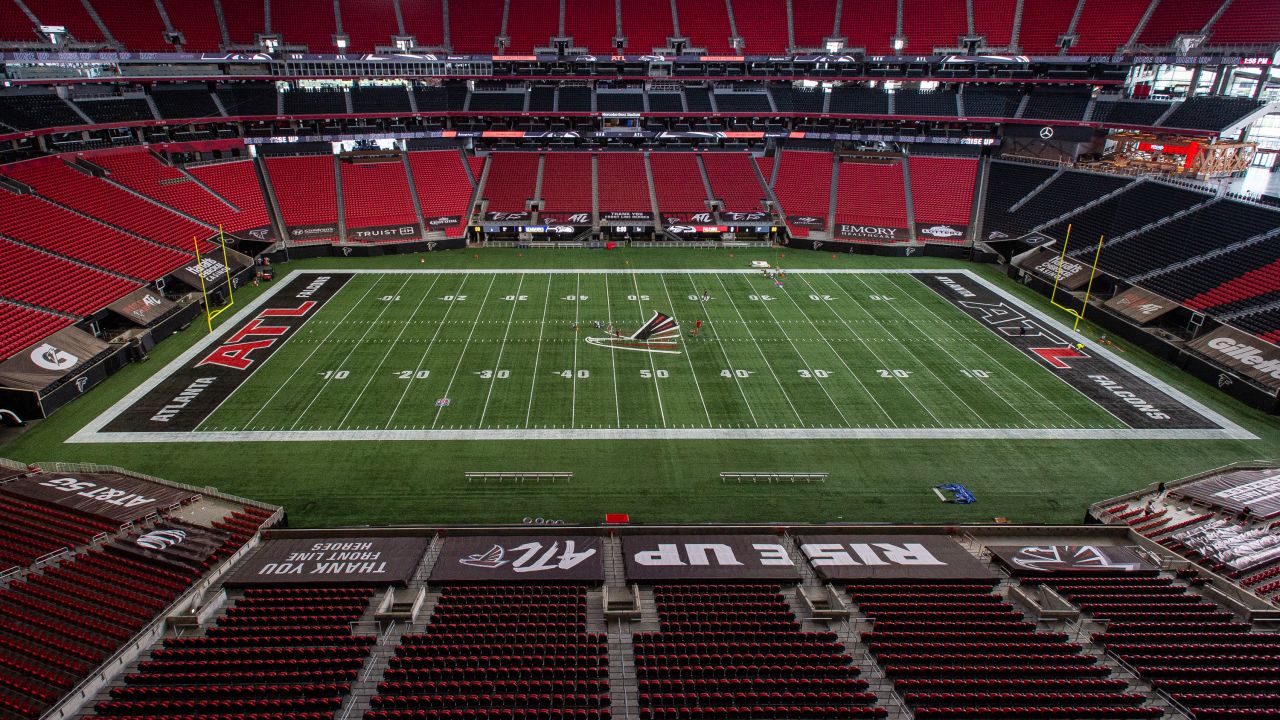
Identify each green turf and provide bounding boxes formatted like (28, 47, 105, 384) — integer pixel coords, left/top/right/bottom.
(197, 270, 1121, 434)
(2, 248, 1277, 527)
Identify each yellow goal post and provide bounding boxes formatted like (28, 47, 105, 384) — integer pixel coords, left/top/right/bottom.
(192, 227, 237, 332)
(1047, 223, 1105, 333)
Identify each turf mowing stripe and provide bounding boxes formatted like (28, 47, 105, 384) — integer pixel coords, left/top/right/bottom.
(774, 273, 896, 427)
(682, 273, 759, 428)
(884, 274, 1092, 429)
(424, 275, 497, 429)
(380, 275, 471, 429)
(232, 275, 385, 431)
(289, 275, 415, 430)
(524, 274, 555, 428)
(478, 274, 526, 427)
(856, 273, 1035, 428)
(712, 273, 805, 427)
(658, 273, 713, 426)
(628, 269, 668, 428)
(794, 272, 945, 427)
(730, 272, 851, 427)
(336, 274, 442, 429)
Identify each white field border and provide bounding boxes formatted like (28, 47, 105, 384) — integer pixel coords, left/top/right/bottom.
(67, 268, 1258, 443)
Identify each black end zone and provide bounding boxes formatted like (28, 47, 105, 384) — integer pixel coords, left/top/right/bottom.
(104, 273, 353, 433)
(916, 273, 1222, 431)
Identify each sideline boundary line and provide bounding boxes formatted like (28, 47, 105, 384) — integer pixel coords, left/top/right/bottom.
(68, 269, 1258, 444)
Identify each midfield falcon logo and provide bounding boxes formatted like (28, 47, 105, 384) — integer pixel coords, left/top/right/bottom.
(586, 311, 682, 355)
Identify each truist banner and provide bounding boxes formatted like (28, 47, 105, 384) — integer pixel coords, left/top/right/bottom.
(786, 216, 826, 230)
(835, 224, 905, 241)
(915, 223, 968, 242)
(1187, 326, 1280, 392)
(106, 287, 178, 327)
(0, 327, 110, 392)
(988, 545, 1153, 575)
(1105, 286, 1179, 325)
(1171, 468, 1280, 519)
(3, 472, 197, 523)
(348, 224, 422, 242)
(484, 211, 532, 223)
(113, 522, 230, 572)
(288, 224, 340, 242)
(623, 534, 799, 581)
(1015, 247, 1097, 290)
(430, 535, 604, 582)
(602, 211, 653, 222)
(228, 536, 430, 586)
(797, 533, 994, 581)
(103, 273, 352, 432)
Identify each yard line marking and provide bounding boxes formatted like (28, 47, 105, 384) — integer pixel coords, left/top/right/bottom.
(773, 274, 894, 426)
(479, 274, 526, 427)
(658, 274, 713, 426)
(383, 276, 472, 428)
(524, 274, 554, 428)
(838, 273, 992, 428)
(734, 273, 850, 426)
(713, 274, 804, 426)
(290, 275, 414, 430)
(888, 274, 1084, 428)
(629, 269, 667, 428)
(572, 274, 582, 428)
(431, 274, 499, 429)
(337, 274, 440, 429)
(687, 273, 758, 428)
(239, 276, 385, 431)
(603, 274, 621, 428)
(795, 272, 942, 426)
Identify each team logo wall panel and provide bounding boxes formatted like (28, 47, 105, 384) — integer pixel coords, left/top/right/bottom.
(2, 472, 198, 524)
(227, 536, 431, 586)
(429, 535, 605, 582)
(987, 545, 1153, 575)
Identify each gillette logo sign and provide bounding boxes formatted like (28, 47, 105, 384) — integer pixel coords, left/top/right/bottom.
(1207, 337, 1280, 379)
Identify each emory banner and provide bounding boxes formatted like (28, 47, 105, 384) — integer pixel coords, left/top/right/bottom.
(623, 534, 800, 581)
(2, 472, 198, 523)
(1187, 326, 1280, 392)
(988, 545, 1154, 575)
(0, 327, 110, 392)
(796, 533, 993, 581)
(106, 287, 178, 327)
(1170, 468, 1280, 519)
(1014, 247, 1098, 290)
(1105, 286, 1179, 325)
(430, 535, 605, 583)
(227, 536, 431, 586)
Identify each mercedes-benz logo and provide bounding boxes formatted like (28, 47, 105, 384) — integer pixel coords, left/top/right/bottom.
(1039, 127, 1055, 140)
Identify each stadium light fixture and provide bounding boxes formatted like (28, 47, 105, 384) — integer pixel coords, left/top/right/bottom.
(336, 36, 348, 50)
(893, 37, 905, 52)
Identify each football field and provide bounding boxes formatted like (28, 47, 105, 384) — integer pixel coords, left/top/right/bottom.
(75, 268, 1246, 443)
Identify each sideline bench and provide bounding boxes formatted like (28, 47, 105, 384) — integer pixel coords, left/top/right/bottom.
(465, 471, 573, 483)
(720, 472, 827, 484)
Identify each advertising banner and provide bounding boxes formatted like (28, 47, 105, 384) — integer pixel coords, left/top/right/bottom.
(1104, 286, 1179, 325)
(169, 253, 254, 291)
(721, 211, 770, 224)
(623, 534, 799, 581)
(835, 223, 907, 242)
(2, 472, 198, 523)
(786, 215, 826, 230)
(348, 223, 422, 243)
(988, 545, 1153, 575)
(796, 533, 994, 581)
(1171, 468, 1280, 519)
(915, 223, 968, 242)
(1187, 326, 1280, 392)
(540, 213, 593, 226)
(429, 535, 605, 582)
(106, 287, 178, 327)
(0, 327, 109, 392)
(484, 211, 532, 223)
(287, 224, 340, 242)
(602, 211, 653, 222)
(424, 215, 463, 231)
(1014, 247, 1097, 290)
(227, 536, 431, 586)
